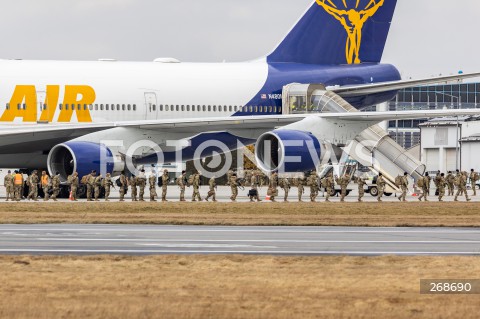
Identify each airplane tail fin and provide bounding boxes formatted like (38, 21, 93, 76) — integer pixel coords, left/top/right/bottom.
(267, 0, 397, 65)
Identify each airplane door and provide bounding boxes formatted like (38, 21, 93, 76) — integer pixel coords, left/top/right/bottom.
(36, 91, 47, 122)
(144, 92, 158, 120)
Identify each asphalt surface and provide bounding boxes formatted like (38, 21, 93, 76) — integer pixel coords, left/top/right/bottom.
(1, 225, 479, 256)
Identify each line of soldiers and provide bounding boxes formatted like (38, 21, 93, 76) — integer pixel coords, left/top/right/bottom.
(5, 168, 479, 203)
(416, 169, 477, 202)
(4, 170, 61, 201)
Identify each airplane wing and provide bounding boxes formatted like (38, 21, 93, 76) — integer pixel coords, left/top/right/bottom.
(1, 108, 479, 151)
(330, 72, 480, 97)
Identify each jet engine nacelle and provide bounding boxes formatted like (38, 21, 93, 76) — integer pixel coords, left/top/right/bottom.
(255, 129, 325, 173)
(47, 141, 123, 181)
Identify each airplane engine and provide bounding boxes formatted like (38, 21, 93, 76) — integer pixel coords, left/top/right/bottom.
(254, 129, 325, 173)
(47, 142, 122, 181)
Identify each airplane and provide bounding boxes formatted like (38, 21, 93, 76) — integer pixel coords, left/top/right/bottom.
(0, 0, 478, 192)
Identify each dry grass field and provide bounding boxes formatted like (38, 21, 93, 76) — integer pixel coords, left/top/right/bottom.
(0, 255, 478, 319)
(0, 202, 479, 226)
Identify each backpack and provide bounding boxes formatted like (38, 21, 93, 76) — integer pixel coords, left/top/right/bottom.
(278, 179, 285, 189)
(188, 175, 194, 186)
(67, 175, 73, 185)
(394, 175, 402, 187)
(320, 178, 327, 188)
(80, 175, 88, 185)
(454, 177, 460, 187)
(417, 178, 424, 188)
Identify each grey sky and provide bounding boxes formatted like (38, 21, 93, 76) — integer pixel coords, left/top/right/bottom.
(0, 0, 478, 79)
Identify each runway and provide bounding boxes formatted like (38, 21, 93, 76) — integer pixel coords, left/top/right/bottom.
(1, 225, 479, 256)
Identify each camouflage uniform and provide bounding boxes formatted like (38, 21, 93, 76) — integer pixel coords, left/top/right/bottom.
(177, 173, 186, 201)
(94, 175, 103, 201)
(297, 177, 306, 202)
(281, 178, 290, 202)
(4, 172, 14, 201)
(470, 170, 478, 196)
(308, 173, 318, 202)
(426, 175, 432, 196)
(137, 172, 146, 201)
(454, 172, 471, 202)
(250, 174, 261, 202)
(325, 174, 334, 202)
(161, 171, 169, 202)
(355, 177, 366, 202)
(41, 172, 50, 201)
(398, 175, 409, 202)
(268, 173, 278, 202)
(446, 172, 455, 196)
(119, 173, 128, 201)
(438, 175, 446, 201)
(14, 172, 23, 201)
(27, 172, 39, 201)
(206, 177, 217, 202)
(376, 175, 386, 202)
(335, 175, 350, 202)
(192, 173, 202, 202)
(70, 173, 79, 201)
(230, 175, 238, 202)
(104, 174, 113, 201)
(149, 174, 157, 202)
(86, 173, 95, 201)
(51, 173, 61, 201)
(130, 176, 138, 201)
(418, 176, 429, 202)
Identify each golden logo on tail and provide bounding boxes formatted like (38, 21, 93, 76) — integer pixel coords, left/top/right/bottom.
(316, 0, 384, 64)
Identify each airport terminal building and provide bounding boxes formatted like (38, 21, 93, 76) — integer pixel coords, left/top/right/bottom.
(380, 81, 480, 173)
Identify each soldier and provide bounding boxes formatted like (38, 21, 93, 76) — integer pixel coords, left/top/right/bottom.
(230, 173, 238, 202)
(4, 170, 14, 201)
(226, 169, 234, 186)
(27, 170, 39, 201)
(397, 172, 409, 202)
(455, 171, 471, 202)
(470, 169, 478, 196)
(161, 169, 169, 202)
(119, 171, 128, 202)
(325, 173, 334, 202)
(244, 169, 252, 187)
(455, 170, 463, 196)
(281, 178, 291, 202)
(297, 175, 306, 202)
(137, 169, 146, 201)
(268, 172, 278, 202)
(438, 173, 446, 202)
(376, 173, 386, 202)
(177, 170, 187, 202)
(355, 176, 366, 202)
(93, 173, 102, 201)
(149, 171, 157, 202)
(250, 171, 261, 202)
(13, 170, 23, 201)
(192, 172, 202, 202)
(418, 173, 429, 202)
(434, 170, 441, 196)
(70, 172, 79, 201)
(426, 172, 432, 196)
(130, 175, 138, 201)
(40, 171, 50, 201)
(51, 171, 61, 201)
(206, 176, 217, 202)
(446, 171, 455, 196)
(335, 174, 350, 202)
(308, 171, 318, 202)
(104, 173, 113, 201)
(86, 170, 96, 201)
